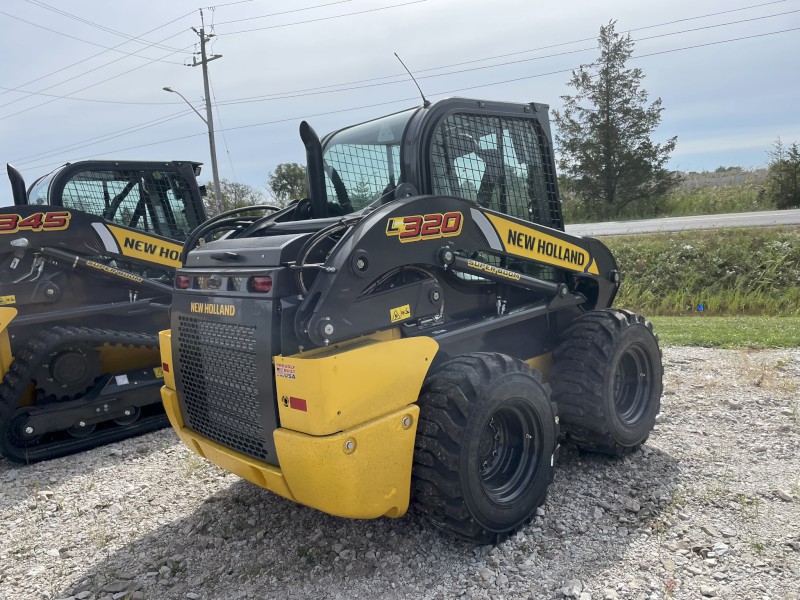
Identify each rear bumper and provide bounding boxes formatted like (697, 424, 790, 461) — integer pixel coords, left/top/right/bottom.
(161, 385, 418, 518)
(159, 327, 437, 520)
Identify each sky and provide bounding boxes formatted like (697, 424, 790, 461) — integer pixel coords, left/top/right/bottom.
(1, 0, 799, 201)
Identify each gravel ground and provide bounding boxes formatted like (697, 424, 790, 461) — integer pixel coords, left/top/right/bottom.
(1, 347, 799, 600)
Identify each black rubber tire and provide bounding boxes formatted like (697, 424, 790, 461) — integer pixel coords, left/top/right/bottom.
(412, 353, 558, 544)
(551, 309, 663, 455)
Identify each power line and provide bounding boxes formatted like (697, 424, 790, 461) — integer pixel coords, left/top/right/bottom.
(11, 0, 786, 111)
(217, 0, 428, 35)
(11, 110, 196, 166)
(0, 83, 185, 105)
(0, 10, 195, 102)
(21, 0, 191, 53)
(213, 0, 357, 25)
(208, 8, 800, 107)
(0, 41, 195, 120)
(12, 7, 798, 165)
(210, 80, 239, 183)
(19, 24, 799, 174)
(0, 8, 187, 64)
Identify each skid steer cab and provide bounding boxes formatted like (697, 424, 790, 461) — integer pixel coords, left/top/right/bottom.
(161, 98, 663, 543)
(0, 160, 255, 463)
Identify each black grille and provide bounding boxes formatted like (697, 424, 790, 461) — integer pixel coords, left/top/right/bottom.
(177, 315, 270, 460)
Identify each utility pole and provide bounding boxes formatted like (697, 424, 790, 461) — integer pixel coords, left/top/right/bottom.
(190, 9, 222, 204)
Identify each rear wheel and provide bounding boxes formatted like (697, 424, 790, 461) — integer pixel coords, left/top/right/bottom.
(551, 309, 662, 455)
(413, 353, 558, 544)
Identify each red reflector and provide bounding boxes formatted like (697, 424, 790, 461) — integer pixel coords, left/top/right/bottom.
(249, 276, 272, 293)
(175, 275, 191, 289)
(289, 397, 307, 412)
(162, 362, 170, 373)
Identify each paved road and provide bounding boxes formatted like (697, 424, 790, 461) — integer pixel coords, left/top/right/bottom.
(565, 208, 800, 237)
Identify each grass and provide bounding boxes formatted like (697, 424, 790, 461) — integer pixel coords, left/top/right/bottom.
(561, 168, 773, 223)
(605, 227, 800, 316)
(650, 316, 800, 348)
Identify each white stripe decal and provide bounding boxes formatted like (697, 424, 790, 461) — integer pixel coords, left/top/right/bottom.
(470, 208, 502, 251)
(91, 222, 120, 254)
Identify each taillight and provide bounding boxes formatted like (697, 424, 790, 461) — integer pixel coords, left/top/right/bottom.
(175, 275, 191, 289)
(249, 276, 272, 293)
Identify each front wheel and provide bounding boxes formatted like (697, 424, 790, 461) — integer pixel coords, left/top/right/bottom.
(412, 353, 558, 544)
(551, 309, 663, 455)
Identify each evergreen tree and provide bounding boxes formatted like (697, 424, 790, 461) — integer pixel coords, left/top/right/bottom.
(553, 21, 679, 219)
(765, 138, 800, 209)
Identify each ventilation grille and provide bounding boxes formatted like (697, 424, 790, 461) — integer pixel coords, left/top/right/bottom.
(177, 315, 270, 461)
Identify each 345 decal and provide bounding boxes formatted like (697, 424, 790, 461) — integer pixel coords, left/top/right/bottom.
(386, 211, 463, 243)
(0, 211, 71, 234)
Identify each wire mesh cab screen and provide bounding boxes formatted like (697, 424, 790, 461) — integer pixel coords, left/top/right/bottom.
(30, 166, 203, 242)
(322, 108, 416, 212)
(430, 112, 562, 230)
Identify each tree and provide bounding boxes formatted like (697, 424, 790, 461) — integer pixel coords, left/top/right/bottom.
(552, 21, 679, 219)
(266, 163, 308, 207)
(204, 178, 267, 217)
(764, 138, 800, 209)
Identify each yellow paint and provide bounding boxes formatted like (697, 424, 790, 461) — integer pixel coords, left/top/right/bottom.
(0, 307, 17, 380)
(274, 336, 437, 436)
(160, 385, 418, 519)
(389, 304, 411, 323)
(158, 330, 176, 391)
(160, 386, 295, 502)
(107, 224, 183, 268)
(98, 344, 159, 374)
(0, 295, 15, 306)
(161, 328, 429, 519)
(485, 213, 599, 275)
(525, 352, 553, 383)
(274, 405, 419, 518)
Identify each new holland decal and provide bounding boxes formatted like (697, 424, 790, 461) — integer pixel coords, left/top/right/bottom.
(190, 302, 236, 316)
(386, 211, 463, 243)
(106, 225, 183, 268)
(485, 214, 599, 275)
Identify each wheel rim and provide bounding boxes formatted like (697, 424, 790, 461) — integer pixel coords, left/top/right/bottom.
(478, 398, 543, 507)
(613, 343, 654, 424)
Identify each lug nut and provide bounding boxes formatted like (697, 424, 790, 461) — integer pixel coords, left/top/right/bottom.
(356, 258, 366, 270)
(24, 426, 34, 435)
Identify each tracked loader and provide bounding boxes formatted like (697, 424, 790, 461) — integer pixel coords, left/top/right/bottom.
(160, 98, 663, 543)
(0, 160, 223, 463)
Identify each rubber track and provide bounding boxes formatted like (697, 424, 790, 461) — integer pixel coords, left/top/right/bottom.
(0, 326, 167, 464)
(551, 308, 662, 455)
(413, 352, 557, 544)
